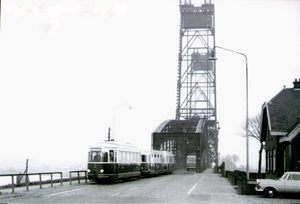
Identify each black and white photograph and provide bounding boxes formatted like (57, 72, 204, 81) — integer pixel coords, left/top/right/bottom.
(0, 0, 300, 203)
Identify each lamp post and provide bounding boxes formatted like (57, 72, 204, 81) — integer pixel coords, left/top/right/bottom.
(210, 45, 249, 180)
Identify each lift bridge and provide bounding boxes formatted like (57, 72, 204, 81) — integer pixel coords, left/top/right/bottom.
(152, 0, 219, 172)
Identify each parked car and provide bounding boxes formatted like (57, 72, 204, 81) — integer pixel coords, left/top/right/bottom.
(255, 171, 300, 198)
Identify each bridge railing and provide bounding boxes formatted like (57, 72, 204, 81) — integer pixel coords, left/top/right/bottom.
(0, 170, 88, 194)
(69, 170, 87, 185)
(223, 169, 265, 195)
(0, 172, 63, 193)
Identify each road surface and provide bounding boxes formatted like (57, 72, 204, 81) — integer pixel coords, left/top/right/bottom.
(1, 169, 300, 203)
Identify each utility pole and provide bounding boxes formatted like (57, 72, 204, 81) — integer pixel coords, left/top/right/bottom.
(17, 159, 29, 184)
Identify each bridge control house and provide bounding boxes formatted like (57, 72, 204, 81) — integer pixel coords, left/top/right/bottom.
(260, 78, 300, 179)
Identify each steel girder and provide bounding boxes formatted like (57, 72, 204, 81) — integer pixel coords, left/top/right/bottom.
(152, 117, 210, 172)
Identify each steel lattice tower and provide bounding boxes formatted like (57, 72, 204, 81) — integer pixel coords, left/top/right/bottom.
(176, 0, 219, 165)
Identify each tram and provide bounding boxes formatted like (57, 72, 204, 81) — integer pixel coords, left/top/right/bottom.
(87, 140, 175, 182)
(87, 141, 141, 182)
(163, 150, 176, 174)
(141, 150, 175, 177)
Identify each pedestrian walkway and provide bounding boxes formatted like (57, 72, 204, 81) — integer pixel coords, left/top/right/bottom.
(201, 168, 215, 173)
(186, 168, 300, 204)
(186, 168, 254, 203)
(196, 168, 238, 195)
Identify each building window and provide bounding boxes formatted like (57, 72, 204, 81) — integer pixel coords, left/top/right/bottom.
(266, 151, 269, 172)
(273, 149, 276, 173)
(269, 150, 273, 172)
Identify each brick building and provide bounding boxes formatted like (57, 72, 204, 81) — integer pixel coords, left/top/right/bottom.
(260, 79, 300, 179)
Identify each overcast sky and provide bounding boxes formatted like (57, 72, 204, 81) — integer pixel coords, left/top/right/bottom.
(0, 0, 299, 171)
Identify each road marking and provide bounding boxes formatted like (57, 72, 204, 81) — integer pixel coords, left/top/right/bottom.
(111, 192, 120, 196)
(111, 187, 136, 196)
(188, 177, 204, 195)
(48, 187, 85, 197)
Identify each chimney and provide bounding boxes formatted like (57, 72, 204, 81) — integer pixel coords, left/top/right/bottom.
(293, 78, 300, 90)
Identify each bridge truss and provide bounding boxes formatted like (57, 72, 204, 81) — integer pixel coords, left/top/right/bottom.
(152, 0, 219, 170)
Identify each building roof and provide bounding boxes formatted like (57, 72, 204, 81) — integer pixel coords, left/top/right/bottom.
(265, 81, 300, 133)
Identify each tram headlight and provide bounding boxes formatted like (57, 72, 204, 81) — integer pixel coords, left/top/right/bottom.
(100, 169, 104, 174)
(87, 169, 91, 173)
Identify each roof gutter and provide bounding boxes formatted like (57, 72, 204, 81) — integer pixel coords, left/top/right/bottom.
(279, 123, 300, 143)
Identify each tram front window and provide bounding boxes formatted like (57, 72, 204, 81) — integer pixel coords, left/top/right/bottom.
(90, 151, 108, 162)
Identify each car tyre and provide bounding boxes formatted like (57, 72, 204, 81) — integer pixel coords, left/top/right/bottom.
(264, 187, 277, 198)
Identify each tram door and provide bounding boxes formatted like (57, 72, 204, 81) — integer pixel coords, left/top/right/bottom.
(109, 150, 117, 174)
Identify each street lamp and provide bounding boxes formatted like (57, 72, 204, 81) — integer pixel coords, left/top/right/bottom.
(209, 45, 249, 180)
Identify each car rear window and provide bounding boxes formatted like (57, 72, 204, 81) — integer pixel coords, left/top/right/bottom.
(291, 174, 300, 180)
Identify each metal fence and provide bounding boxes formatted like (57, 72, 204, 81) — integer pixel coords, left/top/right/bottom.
(224, 170, 265, 195)
(69, 170, 87, 185)
(0, 170, 87, 194)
